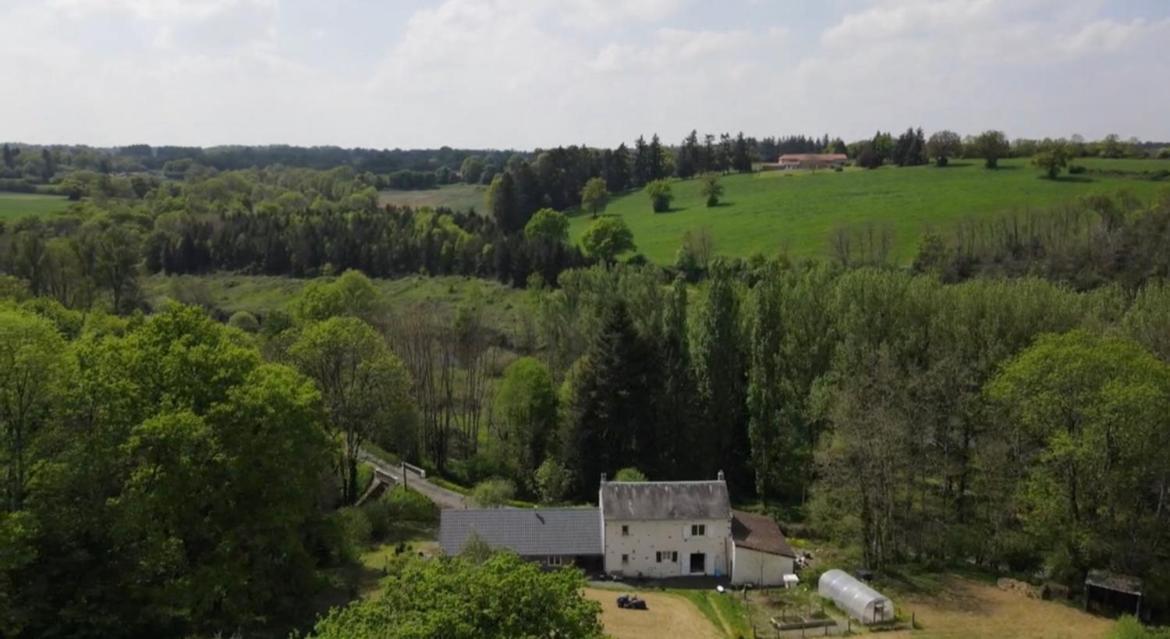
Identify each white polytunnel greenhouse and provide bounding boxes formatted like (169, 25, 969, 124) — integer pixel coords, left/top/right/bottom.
(818, 569, 895, 624)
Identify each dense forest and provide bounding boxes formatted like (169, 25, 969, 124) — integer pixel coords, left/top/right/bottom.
(2, 134, 1170, 637)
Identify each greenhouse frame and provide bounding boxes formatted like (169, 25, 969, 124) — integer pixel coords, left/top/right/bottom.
(818, 569, 895, 624)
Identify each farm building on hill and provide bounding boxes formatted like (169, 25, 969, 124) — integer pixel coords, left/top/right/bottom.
(438, 471, 797, 586)
(761, 153, 848, 170)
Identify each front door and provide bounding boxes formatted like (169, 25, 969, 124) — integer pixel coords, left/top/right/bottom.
(689, 552, 706, 574)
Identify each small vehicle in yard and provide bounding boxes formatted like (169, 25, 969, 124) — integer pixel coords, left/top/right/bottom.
(616, 594, 648, 610)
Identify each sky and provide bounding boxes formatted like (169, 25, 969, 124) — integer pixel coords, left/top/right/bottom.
(1, 0, 1168, 149)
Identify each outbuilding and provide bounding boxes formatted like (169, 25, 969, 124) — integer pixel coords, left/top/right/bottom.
(729, 510, 796, 586)
(818, 569, 894, 624)
(439, 508, 603, 571)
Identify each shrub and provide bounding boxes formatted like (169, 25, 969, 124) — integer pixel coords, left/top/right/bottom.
(644, 179, 673, 213)
(385, 485, 439, 522)
(699, 174, 723, 207)
(331, 507, 373, 562)
(534, 458, 572, 504)
(471, 478, 516, 507)
(227, 310, 259, 333)
(613, 467, 647, 482)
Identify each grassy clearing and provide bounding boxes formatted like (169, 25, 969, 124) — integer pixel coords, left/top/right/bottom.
(141, 272, 532, 327)
(0, 192, 70, 219)
(569, 158, 1169, 264)
(877, 574, 1114, 639)
(379, 183, 487, 212)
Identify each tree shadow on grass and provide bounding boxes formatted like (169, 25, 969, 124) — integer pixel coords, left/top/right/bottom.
(1042, 175, 1095, 183)
(936, 161, 975, 168)
(653, 206, 688, 214)
(709, 201, 734, 209)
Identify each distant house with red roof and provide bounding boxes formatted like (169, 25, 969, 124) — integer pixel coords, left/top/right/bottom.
(762, 153, 848, 170)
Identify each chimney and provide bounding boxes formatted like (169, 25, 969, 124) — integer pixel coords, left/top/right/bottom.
(716, 470, 725, 482)
(601, 472, 607, 484)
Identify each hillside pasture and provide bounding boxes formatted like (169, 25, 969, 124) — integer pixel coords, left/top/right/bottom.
(379, 183, 487, 212)
(569, 158, 1169, 264)
(0, 192, 70, 219)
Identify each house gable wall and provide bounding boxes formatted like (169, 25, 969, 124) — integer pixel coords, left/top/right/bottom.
(602, 518, 730, 578)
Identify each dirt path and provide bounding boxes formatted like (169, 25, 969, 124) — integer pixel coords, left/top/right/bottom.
(883, 577, 1114, 639)
(584, 588, 723, 639)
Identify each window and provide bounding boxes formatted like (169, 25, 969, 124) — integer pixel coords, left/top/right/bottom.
(547, 555, 563, 566)
(621, 554, 629, 565)
(691, 524, 706, 536)
(656, 551, 677, 563)
(621, 525, 629, 536)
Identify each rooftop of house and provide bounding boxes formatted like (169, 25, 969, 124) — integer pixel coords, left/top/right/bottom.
(731, 509, 796, 557)
(439, 508, 602, 557)
(599, 476, 730, 521)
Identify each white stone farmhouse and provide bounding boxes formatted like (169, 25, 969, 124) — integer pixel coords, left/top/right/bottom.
(439, 471, 796, 586)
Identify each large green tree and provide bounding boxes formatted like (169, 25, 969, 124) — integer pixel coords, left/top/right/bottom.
(580, 216, 635, 263)
(491, 357, 558, 485)
(988, 331, 1170, 584)
(308, 553, 603, 639)
(291, 317, 415, 504)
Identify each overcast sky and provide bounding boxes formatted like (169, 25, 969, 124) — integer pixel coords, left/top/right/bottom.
(2, 0, 1168, 149)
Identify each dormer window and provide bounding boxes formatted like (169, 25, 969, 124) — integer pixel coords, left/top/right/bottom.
(691, 524, 706, 536)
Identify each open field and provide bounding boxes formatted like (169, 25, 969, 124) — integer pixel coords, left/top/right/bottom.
(880, 575, 1114, 639)
(141, 273, 531, 327)
(379, 183, 487, 212)
(569, 158, 1170, 264)
(0, 192, 70, 219)
(584, 587, 723, 639)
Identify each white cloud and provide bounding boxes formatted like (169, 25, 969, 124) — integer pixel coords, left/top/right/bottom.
(0, 0, 1167, 147)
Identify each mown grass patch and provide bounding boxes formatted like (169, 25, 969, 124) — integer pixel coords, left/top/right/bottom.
(0, 192, 71, 219)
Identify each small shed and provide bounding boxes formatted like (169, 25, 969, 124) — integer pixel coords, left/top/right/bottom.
(1084, 570, 1143, 618)
(729, 510, 796, 586)
(818, 569, 894, 624)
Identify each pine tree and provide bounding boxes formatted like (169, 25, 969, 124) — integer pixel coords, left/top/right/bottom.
(607, 143, 631, 192)
(732, 132, 752, 173)
(632, 136, 651, 187)
(562, 301, 659, 498)
(648, 134, 665, 181)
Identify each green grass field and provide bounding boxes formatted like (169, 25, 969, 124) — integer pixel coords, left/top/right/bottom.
(0, 193, 70, 220)
(379, 183, 487, 212)
(570, 158, 1170, 264)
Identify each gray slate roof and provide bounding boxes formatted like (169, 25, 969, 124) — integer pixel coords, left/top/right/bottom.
(600, 481, 730, 521)
(439, 508, 602, 557)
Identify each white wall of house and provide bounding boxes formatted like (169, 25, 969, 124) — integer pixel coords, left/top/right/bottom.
(602, 518, 730, 578)
(730, 544, 794, 586)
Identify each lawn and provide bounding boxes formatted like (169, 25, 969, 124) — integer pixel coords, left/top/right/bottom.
(379, 183, 488, 212)
(569, 158, 1170, 264)
(0, 192, 70, 220)
(584, 587, 724, 639)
